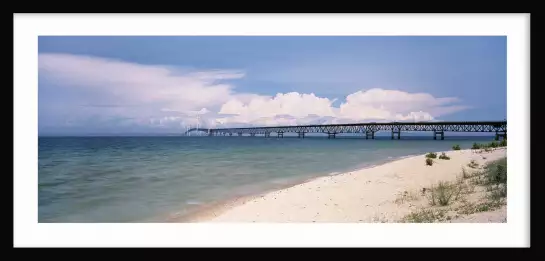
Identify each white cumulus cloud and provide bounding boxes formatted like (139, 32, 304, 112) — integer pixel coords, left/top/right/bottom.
(39, 53, 469, 133)
(215, 88, 467, 126)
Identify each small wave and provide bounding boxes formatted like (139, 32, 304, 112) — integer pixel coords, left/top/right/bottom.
(123, 176, 143, 182)
(328, 172, 341, 176)
(398, 154, 419, 159)
(186, 200, 202, 205)
(39, 179, 68, 187)
(271, 179, 292, 184)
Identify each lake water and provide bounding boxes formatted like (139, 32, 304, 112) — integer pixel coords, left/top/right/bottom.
(38, 135, 496, 222)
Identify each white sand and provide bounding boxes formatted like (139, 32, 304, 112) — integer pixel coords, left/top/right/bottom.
(199, 148, 507, 223)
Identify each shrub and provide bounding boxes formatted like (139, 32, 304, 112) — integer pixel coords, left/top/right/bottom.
(452, 144, 461, 150)
(484, 158, 507, 185)
(471, 143, 482, 150)
(438, 152, 450, 160)
(426, 158, 434, 166)
(461, 167, 470, 179)
(457, 201, 504, 215)
(427, 181, 457, 206)
(425, 152, 437, 159)
(488, 184, 507, 201)
(467, 160, 479, 169)
(402, 209, 447, 223)
(499, 139, 507, 147)
(488, 141, 499, 148)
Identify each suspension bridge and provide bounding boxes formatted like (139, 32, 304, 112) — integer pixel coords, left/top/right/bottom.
(184, 120, 507, 140)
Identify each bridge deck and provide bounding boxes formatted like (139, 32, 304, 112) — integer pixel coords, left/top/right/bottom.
(185, 121, 507, 140)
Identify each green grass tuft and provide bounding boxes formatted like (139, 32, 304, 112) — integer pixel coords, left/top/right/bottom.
(402, 208, 447, 223)
(438, 152, 450, 160)
(488, 141, 499, 148)
(461, 167, 470, 179)
(426, 158, 434, 166)
(472, 142, 482, 150)
(427, 181, 460, 206)
(467, 160, 479, 169)
(452, 144, 461, 150)
(425, 152, 437, 159)
(456, 200, 504, 215)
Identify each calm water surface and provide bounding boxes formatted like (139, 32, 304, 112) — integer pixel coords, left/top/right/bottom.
(38, 135, 496, 222)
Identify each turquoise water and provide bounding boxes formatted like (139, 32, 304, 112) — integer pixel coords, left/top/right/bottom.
(38, 135, 496, 222)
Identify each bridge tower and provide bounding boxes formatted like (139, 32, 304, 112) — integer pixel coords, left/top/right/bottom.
(391, 129, 400, 140)
(366, 130, 375, 139)
(495, 130, 507, 140)
(433, 129, 444, 140)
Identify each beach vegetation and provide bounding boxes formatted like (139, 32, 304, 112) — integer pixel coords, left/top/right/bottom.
(470, 140, 506, 152)
(425, 152, 437, 159)
(427, 181, 460, 206)
(461, 167, 470, 179)
(457, 157, 507, 214)
(425, 158, 434, 166)
(488, 141, 499, 148)
(488, 184, 507, 201)
(467, 157, 506, 187)
(456, 200, 504, 215)
(452, 144, 461, 150)
(465, 182, 476, 194)
(438, 152, 450, 160)
(482, 157, 507, 202)
(405, 157, 507, 222)
(484, 157, 507, 185)
(394, 190, 420, 205)
(467, 160, 479, 169)
(470, 172, 486, 185)
(454, 174, 477, 195)
(401, 208, 447, 223)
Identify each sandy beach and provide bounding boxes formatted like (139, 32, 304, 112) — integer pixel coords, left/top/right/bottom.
(196, 148, 507, 223)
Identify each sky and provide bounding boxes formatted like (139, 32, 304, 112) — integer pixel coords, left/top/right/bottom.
(38, 36, 506, 135)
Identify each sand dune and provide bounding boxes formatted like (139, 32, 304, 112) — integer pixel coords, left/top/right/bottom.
(198, 148, 507, 223)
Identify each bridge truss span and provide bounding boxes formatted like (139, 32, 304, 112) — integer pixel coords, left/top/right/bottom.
(188, 121, 507, 140)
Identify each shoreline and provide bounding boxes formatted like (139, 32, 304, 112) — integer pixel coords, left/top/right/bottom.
(167, 152, 419, 222)
(193, 147, 507, 223)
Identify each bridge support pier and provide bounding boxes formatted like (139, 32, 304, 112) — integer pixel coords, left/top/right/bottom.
(433, 130, 444, 140)
(297, 132, 306, 138)
(277, 132, 284, 138)
(365, 131, 375, 140)
(391, 130, 400, 140)
(229, 133, 233, 136)
(265, 132, 270, 138)
(238, 133, 242, 137)
(495, 131, 507, 140)
(327, 132, 336, 139)
(250, 133, 256, 137)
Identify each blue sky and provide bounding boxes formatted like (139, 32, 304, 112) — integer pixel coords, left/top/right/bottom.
(38, 36, 506, 135)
